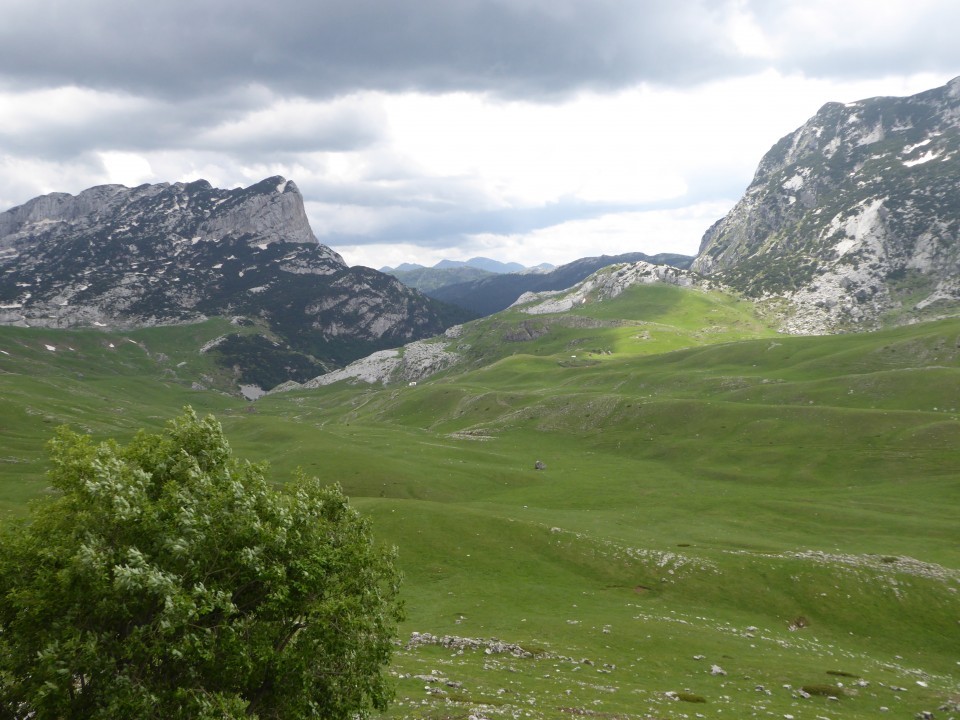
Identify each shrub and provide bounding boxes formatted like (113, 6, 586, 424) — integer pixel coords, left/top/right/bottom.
(0, 408, 401, 719)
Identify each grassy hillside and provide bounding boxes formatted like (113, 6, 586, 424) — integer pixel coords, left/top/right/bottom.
(1, 283, 958, 719)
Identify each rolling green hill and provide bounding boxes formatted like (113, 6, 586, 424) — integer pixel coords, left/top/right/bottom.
(1, 282, 958, 719)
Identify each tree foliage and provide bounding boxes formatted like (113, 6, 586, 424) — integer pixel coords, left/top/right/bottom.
(0, 408, 402, 719)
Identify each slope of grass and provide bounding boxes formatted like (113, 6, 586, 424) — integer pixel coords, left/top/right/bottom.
(1, 286, 958, 718)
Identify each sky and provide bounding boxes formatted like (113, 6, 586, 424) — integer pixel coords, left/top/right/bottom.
(1, 1, 959, 270)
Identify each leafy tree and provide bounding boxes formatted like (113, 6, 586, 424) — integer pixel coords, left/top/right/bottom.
(0, 408, 402, 719)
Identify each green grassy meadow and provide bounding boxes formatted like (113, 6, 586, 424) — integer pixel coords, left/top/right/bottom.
(1, 283, 958, 718)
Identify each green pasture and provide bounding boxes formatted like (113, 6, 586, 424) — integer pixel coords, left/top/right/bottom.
(1, 283, 958, 718)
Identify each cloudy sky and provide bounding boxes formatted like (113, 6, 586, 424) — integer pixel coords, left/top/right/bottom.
(1, 1, 958, 269)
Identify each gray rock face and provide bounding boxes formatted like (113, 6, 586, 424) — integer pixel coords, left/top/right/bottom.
(693, 76, 960, 333)
(195, 177, 318, 246)
(0, 176, 344, 328)
(273, 338, 461, 391)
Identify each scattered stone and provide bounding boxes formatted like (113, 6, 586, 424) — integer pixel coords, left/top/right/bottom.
(710, 665, 727, 676)
(534, 460, 546, 470)
(406, 632, 536, 658)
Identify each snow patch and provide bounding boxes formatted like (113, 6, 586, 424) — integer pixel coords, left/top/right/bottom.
(903, 151, 939, 167)
(903, 138, 932, 154)
(44, 344, 56, 352)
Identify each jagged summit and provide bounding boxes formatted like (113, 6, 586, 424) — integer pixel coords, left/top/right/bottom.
(0, 175, 320, 253)
(0, 176, 347, 329)
(692, 75, 960, 333)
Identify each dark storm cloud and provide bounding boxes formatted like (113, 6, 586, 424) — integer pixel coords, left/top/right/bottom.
(0, 86, 383, 161)
(0, 0, 751, 100)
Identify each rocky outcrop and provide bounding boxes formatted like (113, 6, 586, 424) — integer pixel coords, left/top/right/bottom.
(511, 261, 707, 315)
(693, 76, 960, 333)
(272, 337, 461, 391)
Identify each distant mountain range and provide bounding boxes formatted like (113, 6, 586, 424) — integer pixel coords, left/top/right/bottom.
(382, 257, 556, 294)
(381, 257, 540, 274)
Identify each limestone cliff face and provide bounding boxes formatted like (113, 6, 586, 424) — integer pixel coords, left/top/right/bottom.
(693, 76, 960, 333)
(0, 176, 467, 387)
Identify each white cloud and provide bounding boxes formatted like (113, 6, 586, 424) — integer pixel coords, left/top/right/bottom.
(381, 91, 690, 206)
(98, 151, 153, 186)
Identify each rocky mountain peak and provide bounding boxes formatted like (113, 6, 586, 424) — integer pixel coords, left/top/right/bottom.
(0, 176, 469, 390)
(195, 175, 318, 247)
(692, 76, 960, 333)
